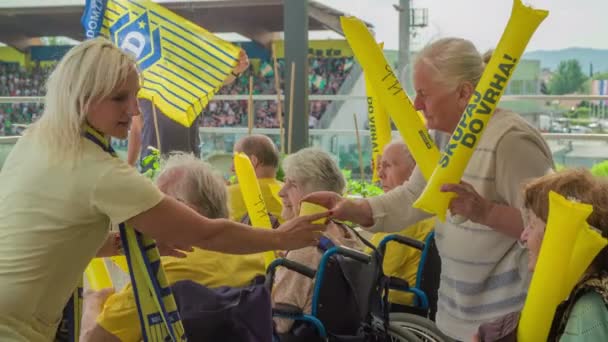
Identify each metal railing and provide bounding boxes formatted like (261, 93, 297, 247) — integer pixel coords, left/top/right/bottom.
(3, 94, 608, 103)
(3, 128, 607, 142)
(3, 95, 608, 172)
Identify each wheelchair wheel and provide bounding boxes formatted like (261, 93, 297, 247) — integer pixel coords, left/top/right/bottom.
(387, 324, 423, 342)
(389, 313, 453, 342)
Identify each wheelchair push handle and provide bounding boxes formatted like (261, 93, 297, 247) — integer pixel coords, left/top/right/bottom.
(379, 234, 425, 253)
(335, 246, 372, 264)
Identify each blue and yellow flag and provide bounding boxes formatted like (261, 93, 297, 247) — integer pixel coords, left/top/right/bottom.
(58, 281, 83, 342)
(81, 0, 240, 127)
(119, 223, 186, 341)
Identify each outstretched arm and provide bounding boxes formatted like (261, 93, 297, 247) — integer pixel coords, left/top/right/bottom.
(128, 196, 328, 254)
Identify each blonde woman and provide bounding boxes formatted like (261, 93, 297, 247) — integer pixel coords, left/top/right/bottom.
(0, 37, 326, 342)
(304, 38, 554, 340)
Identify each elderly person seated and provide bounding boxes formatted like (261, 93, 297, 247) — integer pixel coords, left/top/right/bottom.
(476, 168, 608, 342)
(272, 148, 363, 334)
(80, 153, 267, 342)
(371, 141, 434, 306)
(229, 134, 284, 224)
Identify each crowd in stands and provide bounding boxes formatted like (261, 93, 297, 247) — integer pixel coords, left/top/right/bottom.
(197, 57, 355, 129)
(0, 57, 354, 135)
(0, 62, 51, 135)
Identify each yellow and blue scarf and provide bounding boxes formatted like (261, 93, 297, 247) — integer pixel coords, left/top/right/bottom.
(79, 126, 187, 341)
(57, 281, 83, 342)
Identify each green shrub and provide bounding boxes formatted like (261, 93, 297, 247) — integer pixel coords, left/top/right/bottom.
(342, 169, 383, 198)
(591, 160, 608, 177)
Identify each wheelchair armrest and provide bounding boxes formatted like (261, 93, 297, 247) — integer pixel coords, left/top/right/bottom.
(378, 234, 425, 255)
(267, 258, 316, 279)
(334, 246, 372, 264)
(388, 276, 411, 290)
(273, 303, 303, 317)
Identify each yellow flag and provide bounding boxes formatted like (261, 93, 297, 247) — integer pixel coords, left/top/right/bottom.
(82, 0, 240, 127)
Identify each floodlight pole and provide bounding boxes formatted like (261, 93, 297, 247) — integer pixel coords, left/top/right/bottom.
(283, 0, 310, 153)
(398, 0, 411, 93)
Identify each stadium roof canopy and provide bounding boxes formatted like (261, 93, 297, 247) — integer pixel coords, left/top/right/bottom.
(0, 0, 373, 51)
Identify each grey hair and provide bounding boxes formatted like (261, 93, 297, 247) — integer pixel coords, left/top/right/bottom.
(159, 152, 228, 219)
(414, 37, 492, 90)
(384, 140, 415, 165)
(282, 148, 345, 195)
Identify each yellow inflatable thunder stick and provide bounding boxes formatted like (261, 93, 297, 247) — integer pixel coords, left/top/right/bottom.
(563, 225, 608, 298)
(85, 258, 113, 290)
(413, 0, 548, 221)
(268, 182, 283, 207)
(234, 152, 277, 268)
(111, 256, 129, 273)
(365, 43, 392, 183)
(299, 201, 328, 224)
(517, 191, 606, 342)
(341, 17, 440, 180)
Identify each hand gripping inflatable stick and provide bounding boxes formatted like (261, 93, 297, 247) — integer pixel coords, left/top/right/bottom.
(412, 0, 548, 221)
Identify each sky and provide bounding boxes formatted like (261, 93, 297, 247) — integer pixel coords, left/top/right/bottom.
(316, 0, 608, 52)
(2, 0, 606, 52)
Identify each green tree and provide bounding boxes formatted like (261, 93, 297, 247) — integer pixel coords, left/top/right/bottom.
(593, 72, 608, 80)
(573, 106, 591, 119)
(549, 59, 588, 95)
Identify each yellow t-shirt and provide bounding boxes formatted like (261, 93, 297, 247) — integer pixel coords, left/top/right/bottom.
(97, 249, 266, 342)
(0, 132, 163, 342)
(369, 218, 434, 305)
(228, 178, 284, 222)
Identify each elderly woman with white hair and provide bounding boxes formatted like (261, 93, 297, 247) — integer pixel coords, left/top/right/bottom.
(272, 148, 363, 334)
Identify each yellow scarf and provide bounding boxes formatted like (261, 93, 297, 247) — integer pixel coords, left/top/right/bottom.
(81, 126, 187, 341)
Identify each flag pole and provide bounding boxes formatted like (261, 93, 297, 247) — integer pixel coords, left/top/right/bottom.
(353, 113, 364, 182)
(248, 75, 254, 135)
(272, 42, 285, 154)
(151, 96, 162, 154)
(288, 62, 295, 154)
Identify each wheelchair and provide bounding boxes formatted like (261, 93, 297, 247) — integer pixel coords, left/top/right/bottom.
(377, 231, 440, 319)
(267, 244, 420, 341)
(377, 231, 453, 342)
(266, 224, 454, 342)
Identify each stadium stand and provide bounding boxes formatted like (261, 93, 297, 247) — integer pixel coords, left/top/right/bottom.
(0, 55, 355, 134)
